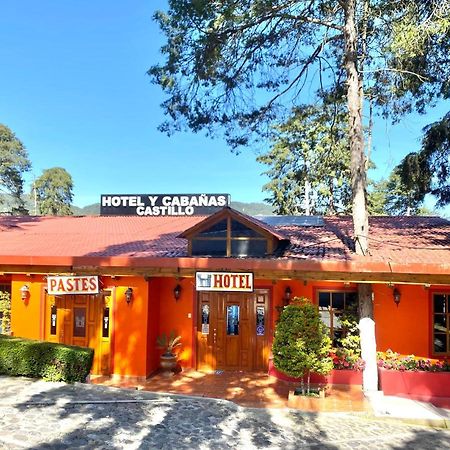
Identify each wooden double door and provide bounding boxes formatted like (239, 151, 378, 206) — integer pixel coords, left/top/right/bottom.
(44, 293, 112, 375)
(197, 289, 270, 371)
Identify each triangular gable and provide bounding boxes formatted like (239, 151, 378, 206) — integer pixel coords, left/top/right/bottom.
(178, 206, 288, 241)
(178, 206, 290, 257)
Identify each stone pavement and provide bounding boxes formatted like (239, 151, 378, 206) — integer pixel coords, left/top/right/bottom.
(0, 376, 449, 450)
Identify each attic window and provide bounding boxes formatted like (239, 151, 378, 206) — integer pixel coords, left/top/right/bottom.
(191, 218, 270, 257)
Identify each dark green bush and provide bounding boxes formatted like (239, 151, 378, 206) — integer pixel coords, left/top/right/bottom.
(0, 335, 94, 382)
(273, 297, 333, 381)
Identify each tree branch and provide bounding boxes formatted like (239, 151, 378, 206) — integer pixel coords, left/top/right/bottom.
(265, 33, 343, 110)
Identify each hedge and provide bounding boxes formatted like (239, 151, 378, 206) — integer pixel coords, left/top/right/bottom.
(0, 335, 94, 382)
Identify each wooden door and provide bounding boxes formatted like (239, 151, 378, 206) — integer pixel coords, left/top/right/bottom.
(44, 293, 112, 375)
(197, 289, 270, 371)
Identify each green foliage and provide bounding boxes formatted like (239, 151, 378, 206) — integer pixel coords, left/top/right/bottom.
(0, 335, 94, 382)
(368, 169, 426, 215)
(272, 297, 333, 384)
(0, 291, 11, 335)
(0, 124, 31, 214)
(258, 100, 352, 215)
(331, 305, 364, 370)
(397, 112, 450, 207)
(35, 167, 74, 216)
(156, 331, 182, 356)
(150, 1, 448, 148)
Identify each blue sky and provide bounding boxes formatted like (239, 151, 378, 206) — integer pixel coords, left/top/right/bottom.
(0, 1, 448, 211)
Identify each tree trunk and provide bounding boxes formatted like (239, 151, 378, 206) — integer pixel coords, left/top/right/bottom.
(344, 0, 378, 392)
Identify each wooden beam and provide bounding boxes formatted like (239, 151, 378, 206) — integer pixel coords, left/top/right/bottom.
(0, 264, 448, 286)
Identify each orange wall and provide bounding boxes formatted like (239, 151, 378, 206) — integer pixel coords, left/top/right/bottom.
(156, 277, 195, 368)
(10, 275, 152, 378)
(105, 277, 150, 378)
(147, 278, 161, 375)
(374, 284, 430, 357)
(11, 275, 46, 340)
(8, 271, 445, 374)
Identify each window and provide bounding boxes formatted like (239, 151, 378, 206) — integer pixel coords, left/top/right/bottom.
(318, 291, 357, 345)
(50, 305, 57, 335)
(227, 305, 240, 335)
(0, 284, 11, 335)
(73, 308, 87, 337)
(433, 293, 449, 354)
(102, 307, 110, 338)
(191, 217, 270, 257)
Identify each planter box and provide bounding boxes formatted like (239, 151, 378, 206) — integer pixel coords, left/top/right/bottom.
(268, 360, 362, 386)
(379, 367, 450, 398)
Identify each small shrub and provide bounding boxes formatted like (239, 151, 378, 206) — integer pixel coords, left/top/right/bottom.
(331, 304, 363, 370)
(0, 291, 11, 335)
(272, 297, 332, 394)
(0, 335, 94, 382)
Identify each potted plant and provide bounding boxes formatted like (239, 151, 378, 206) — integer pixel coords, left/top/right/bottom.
(272, 297, 333, 406)
(378, 350, 450, 399)
(156, 331, 182, 375)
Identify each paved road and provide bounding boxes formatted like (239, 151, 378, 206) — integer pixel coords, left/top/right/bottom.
(0, 376, 449, 449)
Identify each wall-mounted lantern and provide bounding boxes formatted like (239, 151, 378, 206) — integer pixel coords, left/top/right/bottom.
(125, 287, 133, 305)
(20, 285, 30, 301)
(173, 284, 182, 301)
(284, 286, 292, 306)
(393, 288, 401, 307)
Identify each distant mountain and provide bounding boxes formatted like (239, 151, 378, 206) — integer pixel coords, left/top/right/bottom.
(1, 194, 273, 216)
(230, 201, 273, 215)
(70, 201, 273, 216)
(71, 204, 100, 215)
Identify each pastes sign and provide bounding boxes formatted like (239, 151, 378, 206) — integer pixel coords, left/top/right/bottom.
(47, 276, 99, 295)
(101, 194, 230, 216)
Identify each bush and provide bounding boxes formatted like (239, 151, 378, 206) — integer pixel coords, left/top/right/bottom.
(331, 306, 364, 370)
(0, 335, 94, 382)
(272, 297, 332, 393)
(377, 349, 450, 372)
(0, 291, 11, 335)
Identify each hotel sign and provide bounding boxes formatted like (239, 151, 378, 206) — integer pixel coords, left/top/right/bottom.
(196, 272, 254, 292)
(100, 194, 230, 216)
(47, 276, 100, 295)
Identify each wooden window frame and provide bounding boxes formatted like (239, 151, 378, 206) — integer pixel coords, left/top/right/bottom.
(317, 289, 358, 341)
(432, 292, 450, 356)
(190, 216, 271, 257)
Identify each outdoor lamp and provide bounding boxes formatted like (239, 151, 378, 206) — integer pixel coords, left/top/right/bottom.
(173, 284, 182, 301)
(284, 286, 292, 304)
(20, 285, 30, 301)
(125, 287, 133, 305)
(393, 288, 401, 307)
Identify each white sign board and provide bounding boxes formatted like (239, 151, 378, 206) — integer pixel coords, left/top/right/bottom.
(47, 276, 99, 295)
(195, 272, 253, 292)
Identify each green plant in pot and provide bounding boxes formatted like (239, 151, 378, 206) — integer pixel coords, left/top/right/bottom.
(272, 297, 333, 396)
(156, 331, 182, 374)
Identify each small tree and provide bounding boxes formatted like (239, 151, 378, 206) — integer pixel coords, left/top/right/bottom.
(0, 291, 11, 335)
(272, 297, 332, 395)
(35, 167, 74, 216)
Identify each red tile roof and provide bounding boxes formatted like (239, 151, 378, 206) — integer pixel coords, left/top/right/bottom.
(0, 213, 448, 274)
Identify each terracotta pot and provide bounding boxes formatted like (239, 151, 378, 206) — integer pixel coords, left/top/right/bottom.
(160, 353, 177, 373)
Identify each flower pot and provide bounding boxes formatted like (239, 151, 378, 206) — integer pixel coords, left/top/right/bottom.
(160, 353, 177, 375)
(379, 367, 450, 398)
